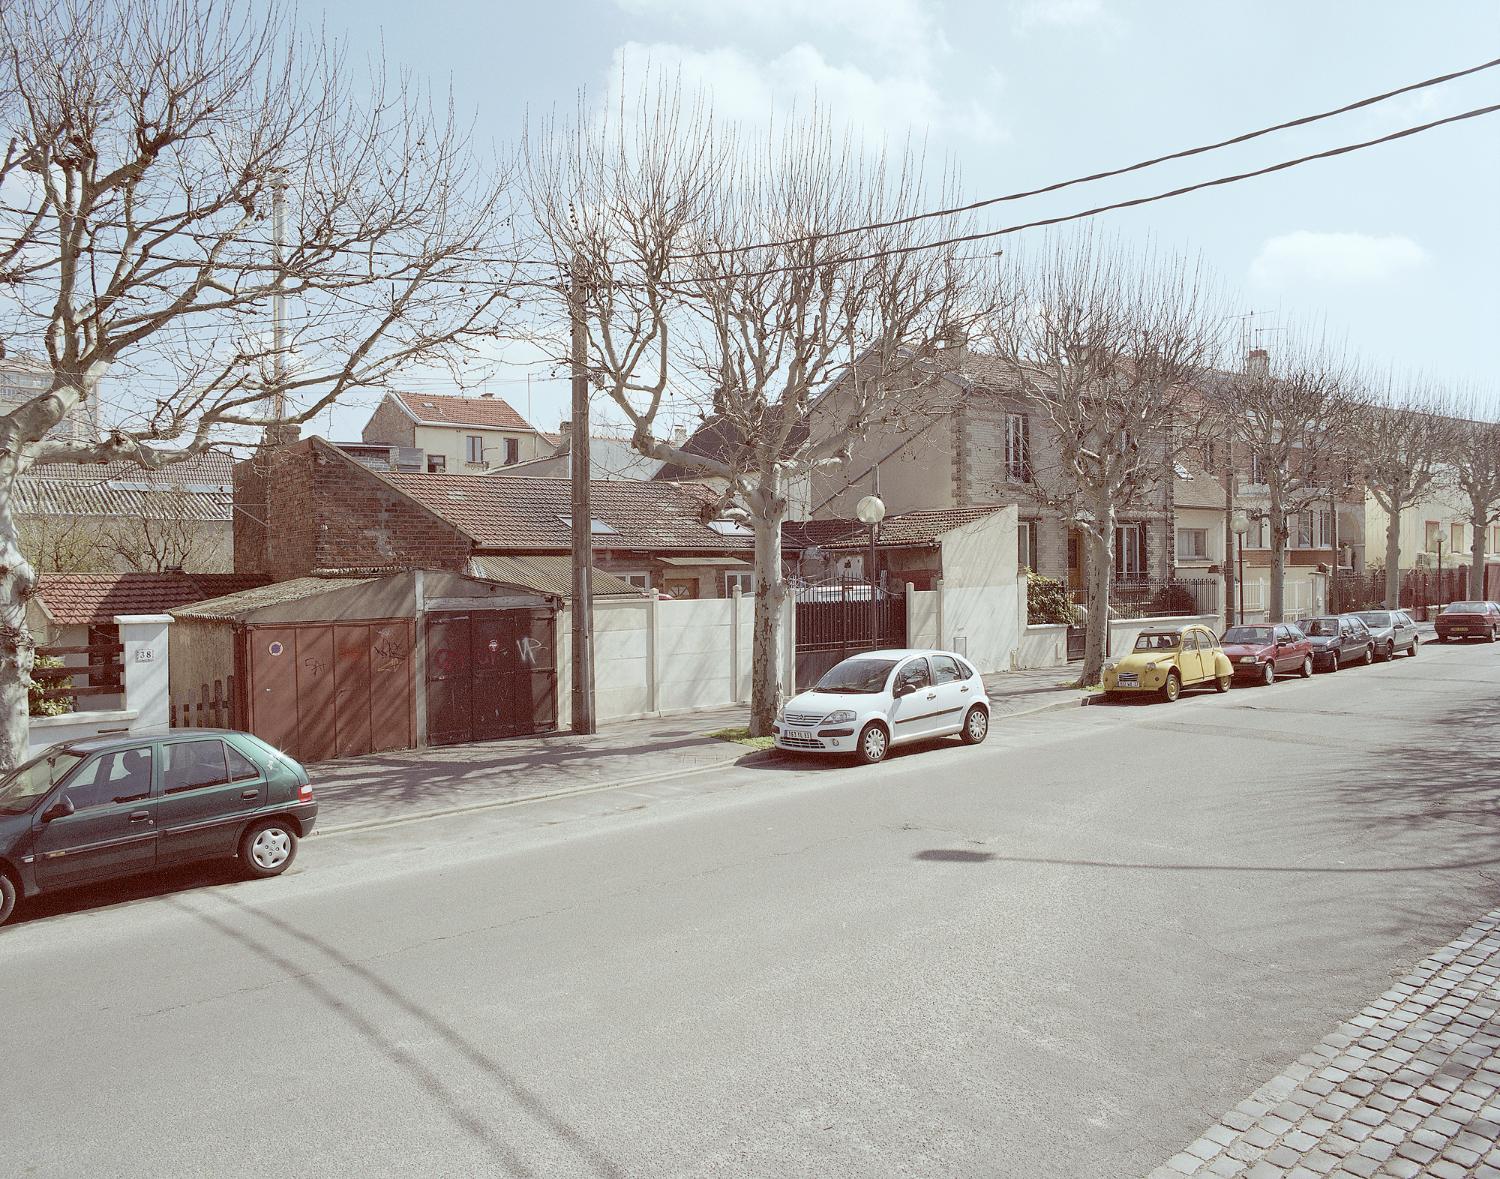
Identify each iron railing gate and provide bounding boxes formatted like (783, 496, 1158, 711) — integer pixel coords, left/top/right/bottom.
(794, 578, 907, 691)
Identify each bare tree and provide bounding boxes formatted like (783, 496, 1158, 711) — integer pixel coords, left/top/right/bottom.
(984, 234, 1225, 686)
(528, 93, 980, 734)
(1349, 383, 1460, 608)
(0, 0, 520, 765)
(18, 515, 109, 573)
(1208, 336, 1355, 622)
(1444, 404, 1500, 598)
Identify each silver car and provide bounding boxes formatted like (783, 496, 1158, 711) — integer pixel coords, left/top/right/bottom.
(1354, 609, 1420, 660)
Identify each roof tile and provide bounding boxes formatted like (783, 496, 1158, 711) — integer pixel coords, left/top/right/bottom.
(395, 392, 534, 432)
(35, 572, 270, 626)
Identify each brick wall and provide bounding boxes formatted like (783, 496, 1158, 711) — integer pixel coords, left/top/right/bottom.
(233, 451, 271, 573)
(234, 439, 473, 578)
(360, 395, 416, 448)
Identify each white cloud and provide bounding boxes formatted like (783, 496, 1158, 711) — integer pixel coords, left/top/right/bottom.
(1012, 0, 1122, 34)
(607, 40, 1004, 146)
(1249, 231, 1430, 289)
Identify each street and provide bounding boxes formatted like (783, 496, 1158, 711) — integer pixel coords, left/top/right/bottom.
(3, 642, 1498, 1178)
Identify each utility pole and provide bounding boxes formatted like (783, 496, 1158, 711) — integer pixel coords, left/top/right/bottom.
(265, 172, 295, 449)
(568, 256, 596, 734)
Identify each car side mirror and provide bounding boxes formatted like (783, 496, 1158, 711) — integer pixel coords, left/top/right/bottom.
(42, 796, 75, 822)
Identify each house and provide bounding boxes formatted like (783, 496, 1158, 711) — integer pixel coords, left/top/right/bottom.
(786, 506, 1011, 593)
(1365, 482, 1498, 576)
(488, 421, 670, 482)
(17, 452, 237, 573)
(360, 391, 548, 473)
(653, 412, 813, 521)
(234, 437, 759, 598)
(1172, 452, 1228, 578)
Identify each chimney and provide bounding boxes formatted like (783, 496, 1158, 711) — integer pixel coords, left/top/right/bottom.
(671, 423, 688, 446)
(939, 322, 968, 351)
(1246, 348, 1270, 377)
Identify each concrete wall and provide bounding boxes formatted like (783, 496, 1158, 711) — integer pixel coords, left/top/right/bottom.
(1015, 624, 1067, 669)
(905, 582, 1025, 677)
(1108, 614, 1221, 658)
(29, 615, 172, 754)
(412, 424, 548, 474)
(1237, 569, 1327, 623)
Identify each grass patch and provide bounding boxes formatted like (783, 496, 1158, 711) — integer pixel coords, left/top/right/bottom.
(707, 726, 775, 750)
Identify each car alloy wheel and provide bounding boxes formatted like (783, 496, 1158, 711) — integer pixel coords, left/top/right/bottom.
(1260, 661, 1275, 687)
(0, 871, 16, 928)
(856, 723, 889, 765)
(1326, 652, 1339, 672)
(1362, 645, 1374, 665)
(1161, 672, 1181, 703)
(239, 819, 298, 879)
(1300, 656, 1313, 678)
(961, 706, 989, 745)
(1384, 641, 1395, 661)
(1490, 626, 1498, 644)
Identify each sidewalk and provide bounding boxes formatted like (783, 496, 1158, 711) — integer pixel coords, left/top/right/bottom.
(310, 665, 1090, 834)
(1150, 909, 1500, 1179)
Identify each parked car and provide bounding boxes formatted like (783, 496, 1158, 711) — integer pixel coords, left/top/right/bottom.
(774, 649, 990, 764)
(1219, 623, 1315, 685)
(0, 729, 317, 927)
(1434, 600, 1500, 643)
(1300, 615, 1375, 671)
(1354, 610, 1421, 660)
(1101, 623, 1232, 702)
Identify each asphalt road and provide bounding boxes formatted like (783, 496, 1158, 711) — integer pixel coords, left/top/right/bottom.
(3, 641, 1499, 1178)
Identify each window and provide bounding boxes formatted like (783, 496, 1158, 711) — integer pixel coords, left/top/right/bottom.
(725, 571, 755, 596)
(1249, 453, 1266, 485)
(465, 435, 485, 464)
(1274, 625, 1294, 643)
(1005, 413, 1032, 483)
(554, 515, 619, 535)
(895, 658, 932, 691)
(65, 748, 154, 810)
(1317, 509, 1333, 548)
(1018, 521, 1039, 572)
(1294, 511, 1314, 549)
(707, 518, 753, 536)
(504, 437, 520, 466)
(426, 455, 446, 474)
(1246, 516, 1271, 550)
(930, 654, 964, 684)
(1114, 523, 1144, 578)
(225, 743, 261, 782)
(1424, 521, 1441, 553)
(1452, 522, 1465, 554)
(162, 739, 231, 794)
(1201, 440, 1216, 471)
(619, 572, 651, 590)
(1176, 528, 1208, 560)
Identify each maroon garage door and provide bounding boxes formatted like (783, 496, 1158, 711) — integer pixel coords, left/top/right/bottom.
(425, 609, 557, 747)
(245, 621, 414, 764)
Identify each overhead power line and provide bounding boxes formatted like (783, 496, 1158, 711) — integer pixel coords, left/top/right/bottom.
(679, 54, 1500, 259)
(707, 101, 1500, 280)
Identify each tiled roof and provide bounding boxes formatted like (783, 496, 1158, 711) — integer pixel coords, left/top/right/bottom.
(1174, 457, 1228, 511)
(29, 451, 236, 489)
(170, 577, 379, 621)
(820, 506, 1006, 550)
(383, 472, 752, 553)
(36, 572, 271, 626)
(654, 412, 810, 482)
(16, 478, 231, 522)
(782, 519, 865, 550)
(490, 436, 667, 481)
(468, 555, 643, 599)
(394, 391, 534, 432)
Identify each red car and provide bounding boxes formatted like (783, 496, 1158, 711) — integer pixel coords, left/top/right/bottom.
(1219, 622, 1316, 685)
(1435, 600, 1500, 643)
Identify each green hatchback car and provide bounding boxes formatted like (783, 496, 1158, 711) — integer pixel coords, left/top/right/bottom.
(0, 729, 317, 927)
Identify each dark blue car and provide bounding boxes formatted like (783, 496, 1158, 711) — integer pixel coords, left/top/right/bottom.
(0, 729, 316, 927)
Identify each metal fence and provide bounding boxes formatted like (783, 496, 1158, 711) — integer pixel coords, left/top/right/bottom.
(1334, 567, 1474, 614)
(1072, 576, 1220, 620)
(794, 578, 907, 690)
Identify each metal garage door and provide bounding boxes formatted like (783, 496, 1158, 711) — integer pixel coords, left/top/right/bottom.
(425, 609, 557, 748)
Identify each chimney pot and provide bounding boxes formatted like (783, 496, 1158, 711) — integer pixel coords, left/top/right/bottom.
(1246, 348, 1270, 377)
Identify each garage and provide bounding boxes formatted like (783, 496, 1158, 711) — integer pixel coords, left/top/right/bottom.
(169, 571, 558, 762)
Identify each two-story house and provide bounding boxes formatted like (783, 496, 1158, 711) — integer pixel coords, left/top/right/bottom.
(361, 391, 548, 473)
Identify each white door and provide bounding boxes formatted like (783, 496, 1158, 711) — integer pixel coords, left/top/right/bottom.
(887, 657, 941, 743)
(927, 654, 971, 735)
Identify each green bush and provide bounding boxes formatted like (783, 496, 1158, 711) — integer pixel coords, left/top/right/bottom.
(29, 654, 73, 718)
(1027, 570, 1075, 626)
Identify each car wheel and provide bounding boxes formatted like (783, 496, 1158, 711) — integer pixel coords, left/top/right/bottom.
(239, 819, 298, 880)
(1161, 671, 1181, 703)
(0, 870, 16, 928)
(1215, 673, 1231, 693)
(1409, 637, 1419, 656)
(1299, 656, 1313, 678)
(1362, 644, 1374, 666)
(961, 706, 989, 745)
(1260, 661, 1275, 687)
(855, 722, 889, 765)
(1325, 652, 1339, 672)
(1489, 626, 1498, 644)
(1384, 641, 1395, 662)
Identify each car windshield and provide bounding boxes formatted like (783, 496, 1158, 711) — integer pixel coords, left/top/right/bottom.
(1303, 618, 1339, 637)
(1356, 612, 1391, 628)
(1221, 626, 1273, 644)
(1443, 602, 1487, 614)
(0, 750, 84, 815)
(814, 658, 899, 694)
(1133, 633, 1181, 652)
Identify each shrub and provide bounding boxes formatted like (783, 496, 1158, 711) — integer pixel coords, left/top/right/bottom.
(1148, 583, 1197, 617)
(1027, 570, 1075, 625)
(29, 654, 73, 718)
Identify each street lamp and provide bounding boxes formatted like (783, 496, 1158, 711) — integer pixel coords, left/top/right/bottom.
(1231, 508, 1250, 626)
(856, 494, 886, 645)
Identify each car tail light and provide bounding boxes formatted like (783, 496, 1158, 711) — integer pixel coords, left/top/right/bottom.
(297, 782, 313, 803)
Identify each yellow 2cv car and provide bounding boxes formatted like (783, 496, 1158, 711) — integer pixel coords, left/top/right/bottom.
(1100, 623, 1232, 702)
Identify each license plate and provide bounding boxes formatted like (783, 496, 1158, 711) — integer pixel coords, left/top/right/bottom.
(1453, 627, 1468, 633)
(1118, 674, 1138, 685)
(787, 730, 812, 740)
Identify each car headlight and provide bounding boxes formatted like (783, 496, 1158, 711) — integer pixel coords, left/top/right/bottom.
(1145, 662, 1157, 672)
(822, 710, 856, 724)
(1238, 656, 1256, 665)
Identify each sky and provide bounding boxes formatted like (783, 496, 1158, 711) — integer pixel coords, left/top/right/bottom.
(292, 0, 1500, 440)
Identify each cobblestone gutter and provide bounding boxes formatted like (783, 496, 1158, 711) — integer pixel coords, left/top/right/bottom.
(1149, 910, 1500, 1179)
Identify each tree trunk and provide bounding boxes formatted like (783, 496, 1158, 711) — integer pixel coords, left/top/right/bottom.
(1079, 498, 1115, 687)
(1222, 470, 1236, 626)
(1384, 504, 1403, 608)
(747, 475, 789, 738)
(1268, 480, 1286, 623)
(1470, 493, 1489, 599)
(0, 469, 39, 771)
